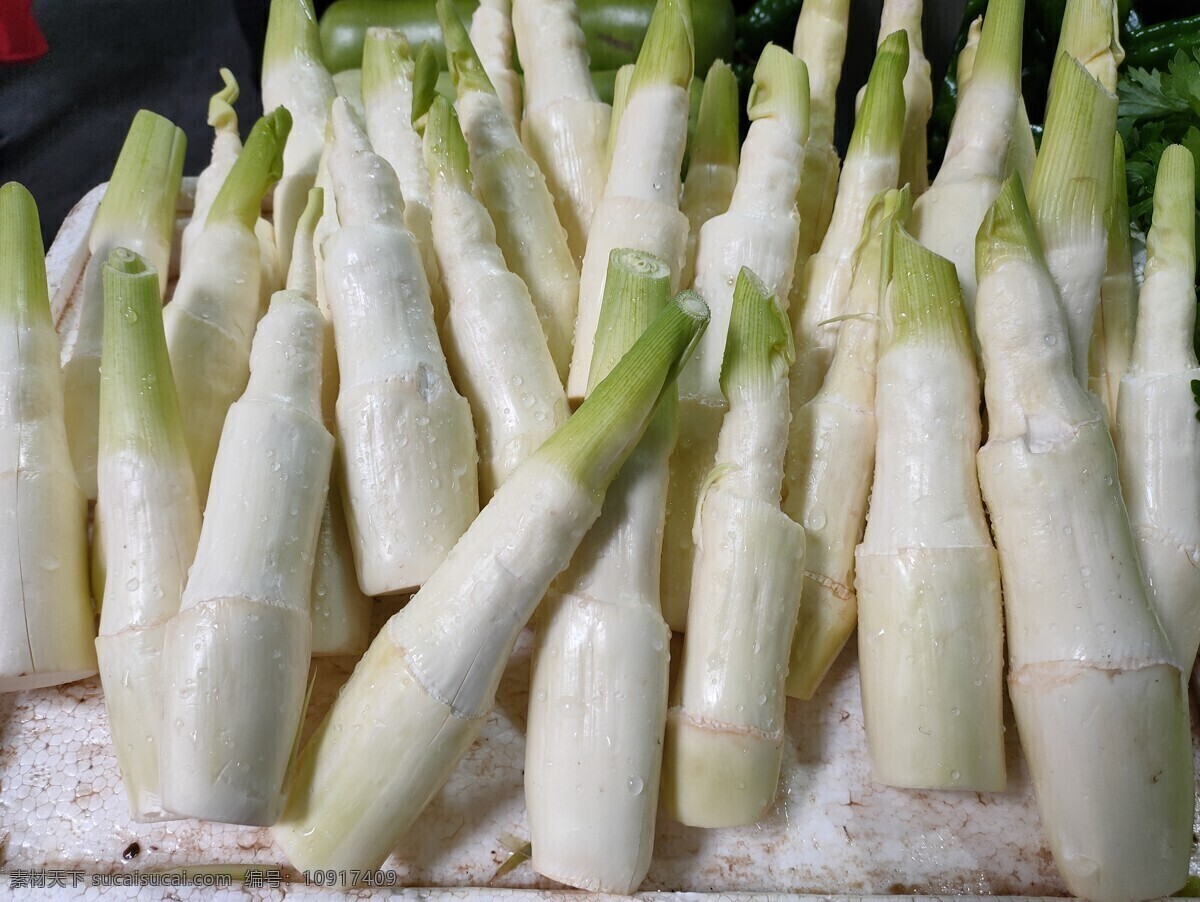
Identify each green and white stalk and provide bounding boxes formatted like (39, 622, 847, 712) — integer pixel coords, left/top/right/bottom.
(160, 290, 333, 826)
(855, 227, 1005, 791)
(662, 46, 809, 631)
(567, 0, 693, 402)
(95, 249, 200, 820)
(60, 111, 185, 501)
(1028, 54, 1118, 386)
(664, 268, 804, 826)
(788, 29, 907, 415)
(678, 60, 739, 289)
(0, 183, 96, 693)
(789, 0, 850, 287)
(325, 98, 478, 595)
(525, 251, 675, 893)
(361, 28, 446, 325)
(263, 0, 336, 274)
(440, 0, 579, 381)
(513, 0, 613, 263)
(289, 188, 371, 657)
(470, 0, 522, 127)
(878, 0, 932, 196)
(1051, 0, 1123, 94)
(1117, 145, 1200, 673)
(163, 109, 291, 501)
(273, 292, 709, 873)
(908, 0, 1023, 324)
(605, 63, 636, 170)
(975, 176, 1191, 902)
(426, 98, 569, 501)
(783, 187, 910, 700)
(1089, 135, 1136, 428)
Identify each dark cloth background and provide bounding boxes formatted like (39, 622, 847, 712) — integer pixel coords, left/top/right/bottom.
(0, 0, 961, 248)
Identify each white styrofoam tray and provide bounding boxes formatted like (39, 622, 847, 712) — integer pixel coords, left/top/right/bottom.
(2, 182, 1197, 899)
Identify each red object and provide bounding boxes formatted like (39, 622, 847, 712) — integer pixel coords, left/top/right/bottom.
(0, 0, 48, 64)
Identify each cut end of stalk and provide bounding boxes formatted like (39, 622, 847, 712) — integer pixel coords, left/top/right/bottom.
(589, 248, 674, 391)
(206, 107, 292, 232)
(0, 181, 50, 321)
(1145, 144, 1197, 276)
(970, 0, 1024, 90)
(424, 96, 472, 190)
(884, 227, 971, 352)
(976, 174, 1045, 280)
(847, 29, 909, 159)
(264, 0, 324, 73)
(721, 267, 795, 396)
(286, 186, 324, 298)
(1054, 0, 1123, 92)
(689, 61, 740, 170)
(437, 0, 496, 96)
(361, 27, 411, 106)
(93, 110, 187, 251)
(628, 0, 694, 95)
(412, 43, 442, 125)
(747, 45, 811, 144)
(208, 68, 240, 132)
(1029, 54, 1117, 243)
(539, 291, 708, 491)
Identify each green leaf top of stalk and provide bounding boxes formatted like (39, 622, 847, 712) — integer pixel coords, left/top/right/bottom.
(689, 60, 739, 171)
(976, 174, 1048, 280)
(628, 0, 694, 95)
(539, 290, 708, 491)
(1107, 134, 1132, 261)
(606, 63, 636, 164)
(969, 0, 1024, 91)
(100, 248, 187, 454)
(885, 226, 972, 353)
(92, 110, 186, 255)
(361, 26, 412, 108)
(412, 43, 442, 124)
(1145, 143, 1197, 280)
(721, 267, 794, 398)
(852, 184, 913, 286)
(286, 187, 324, 298)
(1029, 54, 1116, 249)
(0, 182, 51, 328)
(437, 0, 495, 96)
(208, 68, 240, 132)
(424, 96, 473, 190)
(1052, 0, 1123, 93)
(747, 44, 810, 143)
(589, 248, 674, 390)
(264, 0, 325, 75)
(205, 107, 292, 232)
(846, 30, 909, 159)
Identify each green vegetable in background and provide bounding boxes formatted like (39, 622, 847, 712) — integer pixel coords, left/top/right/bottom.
(318, 0, 735, 74)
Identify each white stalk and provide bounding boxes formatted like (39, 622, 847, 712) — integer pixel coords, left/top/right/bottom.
(425, 97, 569, 502)
(180, 68, 242, 267)
(663, 46, 809, 631)
(325, 99, 479, 595)
(566, 0, 693, 402)
(441, 0, 579, 382)
(95, 249, 201, 821)
(263, 0, 337, 274)
(783, 187, 910, 700)
(470, 0, 523, 128)
(160, 291, 333, 826)
(856, 227, 1005, 792)
(272, 294, 710, 873)
(0, 183, 96, 693)
(164, 109, 291, 501)
(361, 28, 447, 325)
(60, 110, 185, 500)
(513, 0, 612, 263)
(664, 269, 804, 827)
(526, 251, 676, 893)
(909, 0, 1023, 324)
(975, 176, 1191, 902)
(878, 0, 932, 196)
(1117, 144, 1200, 672)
